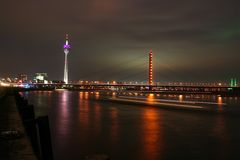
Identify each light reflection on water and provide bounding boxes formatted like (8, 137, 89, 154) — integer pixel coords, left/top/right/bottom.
(109, 107, 119, 144)
(147, 93, 155, 104)
(217, 96, 224, 113)
(213, 114, 229, 159)
(142, 108, 163, 160)
(93, 103, 102, 136)
(78, 92, 90, 127)
(22, 91, 240, 160)
(94, 92, 100, 99)
(179, 95, 183, 102)
(59, 91, 71, 135)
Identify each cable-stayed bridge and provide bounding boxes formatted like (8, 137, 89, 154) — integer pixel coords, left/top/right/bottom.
(13, 50, 239, 95)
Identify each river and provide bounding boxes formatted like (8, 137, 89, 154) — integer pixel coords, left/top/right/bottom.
(21, 91, 240, 160)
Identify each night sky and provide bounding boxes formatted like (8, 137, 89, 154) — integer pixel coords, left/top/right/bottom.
(1, 0, 240, 82)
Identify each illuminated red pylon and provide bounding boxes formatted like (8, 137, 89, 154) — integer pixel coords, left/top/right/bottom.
(149, 49, 153, 85)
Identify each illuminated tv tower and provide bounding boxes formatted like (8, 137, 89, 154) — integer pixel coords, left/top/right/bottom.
(63, 34, 71, 84)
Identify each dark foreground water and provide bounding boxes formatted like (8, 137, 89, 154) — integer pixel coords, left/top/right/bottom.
(22, 91, 240, 160)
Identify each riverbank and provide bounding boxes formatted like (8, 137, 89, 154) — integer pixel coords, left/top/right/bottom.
(0, 87, 38, 160)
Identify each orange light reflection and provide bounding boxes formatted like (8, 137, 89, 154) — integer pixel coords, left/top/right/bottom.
(212, 115, 229, 159)
(78, 92, 90, 127)
(95, 92, 100, 99)
(142, 108, 163, 160)
(112, 92, 116, 98)
(109, 107, 119, 144)
(217, 96, 223, 113)
(179, 95, 183, 102)
(93, 103, 102, 135)
(147, 93, 155, 104)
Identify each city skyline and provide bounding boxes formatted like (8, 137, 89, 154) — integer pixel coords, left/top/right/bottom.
(1, 0, 240, 82)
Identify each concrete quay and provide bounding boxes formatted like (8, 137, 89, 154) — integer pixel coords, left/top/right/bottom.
(0, 87, 38, 160)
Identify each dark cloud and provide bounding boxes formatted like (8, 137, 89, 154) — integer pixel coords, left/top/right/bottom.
(1, 0, 240, 82)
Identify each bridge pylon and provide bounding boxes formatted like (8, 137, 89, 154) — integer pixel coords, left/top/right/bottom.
(149, 49, 153, 86)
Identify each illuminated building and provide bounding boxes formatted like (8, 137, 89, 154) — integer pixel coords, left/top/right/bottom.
(149, 49, 153, 85)
(230, 78, 237, 87)
(34, 73, 48, 83)
(18, 74, 28, 83)
(63, 34, 71, 84)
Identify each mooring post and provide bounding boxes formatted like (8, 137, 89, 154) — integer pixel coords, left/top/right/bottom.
(36, 116, 53, 160)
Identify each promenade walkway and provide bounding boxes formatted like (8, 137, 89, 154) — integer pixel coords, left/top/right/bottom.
(0, 87, 37, 160)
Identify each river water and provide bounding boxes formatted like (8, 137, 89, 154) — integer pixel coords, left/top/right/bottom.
(21, 91, 240, 160)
